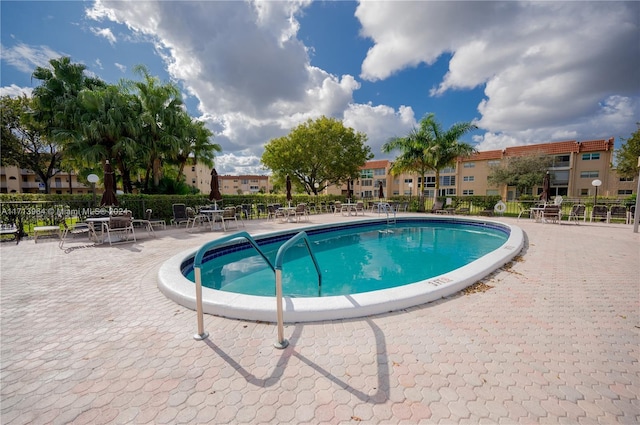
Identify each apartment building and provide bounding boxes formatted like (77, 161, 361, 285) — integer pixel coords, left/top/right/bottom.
(181, 161, 272, 195)
(0, 166, 92, 194)
(348, 138, 636, 200)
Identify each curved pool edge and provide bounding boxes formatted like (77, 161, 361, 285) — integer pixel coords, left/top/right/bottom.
(157, 217, 524, 323)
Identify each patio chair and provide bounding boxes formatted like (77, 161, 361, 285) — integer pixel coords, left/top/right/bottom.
(354, 201, 365, 216)
(188, 207, 212, 231)
(541, 205, 561, 223)
(292, 203, 310, 222)
(566, 204, 586, 224)
(145, 209, 166, 229)
(430, 200, 445, 214)
(609, 205, 627, 223)
(171, 204, 190, 227)
(267, 205, 286, 221)
(629, 206, 636, 224)
(333, 201, 343, 215)
(590, 205, 608, 222)
(105, 212, 136, 246)
(59, 221, 91, 249)
(221, 207, 239, 231)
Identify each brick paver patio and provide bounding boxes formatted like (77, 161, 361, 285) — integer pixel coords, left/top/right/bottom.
(1, 214, 638, 424)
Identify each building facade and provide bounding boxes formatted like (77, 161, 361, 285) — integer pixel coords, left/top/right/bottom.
(2, 138, 635, 199)
(347, 138, 636, 201)
(0, 166, 92, 194)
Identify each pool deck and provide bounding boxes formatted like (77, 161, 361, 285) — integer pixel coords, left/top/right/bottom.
(1, 213, 638, 424)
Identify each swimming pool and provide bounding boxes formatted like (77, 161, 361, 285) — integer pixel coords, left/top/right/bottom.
(158, 216, 524, 322)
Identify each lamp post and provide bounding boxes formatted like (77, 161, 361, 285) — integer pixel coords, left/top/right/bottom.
(314, 182, 319, 210)
(408, 182, 413, 203)
(87, 174, 99, 208)
(591, 179, 602, 210)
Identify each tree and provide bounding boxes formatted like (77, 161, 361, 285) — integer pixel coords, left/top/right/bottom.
(487, 153, 553, 196)
(383, 113, 476, 209)
(0, 95, 62, 193)
(126, 65, 185, 190)
(170, 113, 220, 183)
(615, 123, 640, 178)
(261, 116, 373, 195)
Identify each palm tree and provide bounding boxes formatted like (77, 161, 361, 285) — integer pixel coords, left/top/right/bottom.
(382, 126, 434, 211)
(383, 113, 477, 210)
(419, 114, 477, 202)
(170, 113, 221, 182)
(126, 65, 184, 190)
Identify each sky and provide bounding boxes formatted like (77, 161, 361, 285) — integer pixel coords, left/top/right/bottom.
(1, 1, 639, 176)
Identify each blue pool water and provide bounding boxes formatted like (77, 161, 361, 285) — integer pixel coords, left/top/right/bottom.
(184, 220, 508, 297)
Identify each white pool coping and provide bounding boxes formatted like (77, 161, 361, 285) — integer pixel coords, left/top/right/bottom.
(157, 217, 524, 323)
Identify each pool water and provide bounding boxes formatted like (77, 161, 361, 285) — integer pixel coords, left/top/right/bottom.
(185, 221, 508, 297)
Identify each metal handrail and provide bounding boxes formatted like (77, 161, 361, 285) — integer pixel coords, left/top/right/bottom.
(192, 232, 275, 340)
(273, 231, 322, 349)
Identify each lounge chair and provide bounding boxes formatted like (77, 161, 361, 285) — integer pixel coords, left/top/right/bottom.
(333, 201, 343, 215)
(590, 205, 608, 222)
(629, 206, 636, 224)
(566, 204, 586, 224)
(430, 200, 445, 214)
(59, 221, 91, 249)
(609, 205, 627, 223)
(354, 201, 365, 216)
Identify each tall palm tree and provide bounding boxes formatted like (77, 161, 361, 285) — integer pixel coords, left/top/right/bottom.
(170, 113, 221, 182)
(126, 65, 184, 190)
(382, 126, 434, 211)
(383, 113, 477, 209)
(420, 114, 477, 202)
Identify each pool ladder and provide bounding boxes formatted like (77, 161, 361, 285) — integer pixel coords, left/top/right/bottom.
(191, 231, 322, 349)
(381, 202, 397, 225)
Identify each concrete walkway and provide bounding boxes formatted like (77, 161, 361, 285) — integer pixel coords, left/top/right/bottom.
(1, 214, 638, 424)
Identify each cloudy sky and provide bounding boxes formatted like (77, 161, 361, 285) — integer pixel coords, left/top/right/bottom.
(1, 1, 638, 175)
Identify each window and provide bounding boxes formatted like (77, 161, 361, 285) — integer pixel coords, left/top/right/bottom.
(360, 169, 373, 179)
(487, 160, 501, 167)
(582, 153, 600, 160)
(551, 170, 569, 185)
(404, 178, 413, 184)
(463, 162, 475, 168)
(620, 177, 634, 182)
(463, 176, 474, 182)
(441, 167, 455, 173)
(486, 190, 499, 196)
(191, 166, 195, 172)
(580, 171, 599, 178)
(618, 190, 633, 195)
(425, 176, 436, 188)
(440, 175, 455, 186)
(580, 189, 589, 196)
(375, 179, 386, 188)
(553, 155, 570, 167)
(192, 179, 196, 184)
(241, 179, 248, 184)
(374, 168, 386, 176)
(462, 190, 474, 195)
(361, 179, 373, 187)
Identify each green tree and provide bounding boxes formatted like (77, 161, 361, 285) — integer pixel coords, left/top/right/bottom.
(71, 84, 141, 192)
(170, 113, 221, 183)
(126, 65, 185, 190)
(487, 153, 553, 196)
(615, 123, 640, 178)
(383, 113, 476, 209)
(261, 116, 373, 195)
(0, 95, 62, 193)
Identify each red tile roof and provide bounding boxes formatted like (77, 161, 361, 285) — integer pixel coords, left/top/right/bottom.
(362, 160, 390, 170)
(579, 138, 615, 152)
(461, 150, 503, 161)
(504, 140, 579, 156)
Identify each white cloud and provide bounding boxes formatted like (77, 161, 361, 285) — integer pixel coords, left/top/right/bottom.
(0, 84, 33, 98)
(0, 43, 63, 73)
(357, 1, 640, 147)
(90, 27, 116, 45)
(115, 63, 126, 73)
(343, 103, 416, 158)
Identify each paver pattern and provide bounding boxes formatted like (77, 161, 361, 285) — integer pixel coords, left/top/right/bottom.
(1, 214, 638, 424)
